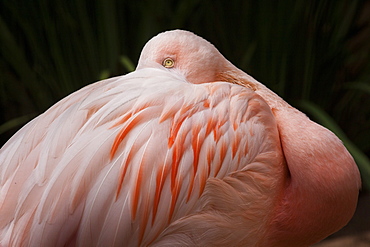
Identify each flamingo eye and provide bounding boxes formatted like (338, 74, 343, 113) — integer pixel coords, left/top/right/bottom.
(162, 58, 175, 68)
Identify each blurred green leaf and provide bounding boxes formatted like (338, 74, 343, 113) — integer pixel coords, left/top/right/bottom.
(98, 69, 111, 80)
(120, 56, 135, 72)
(0, 114, 35, 135)
(346, 81, 370, 95)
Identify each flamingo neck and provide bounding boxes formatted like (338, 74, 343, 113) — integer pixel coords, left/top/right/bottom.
(257, 88, 360, 246)
(217, 66, 360, 244)
(219, 67, 360, 245)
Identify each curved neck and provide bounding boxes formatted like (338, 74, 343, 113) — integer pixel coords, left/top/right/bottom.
(219, 67, 360, 245)
(262, 93, 360, 246)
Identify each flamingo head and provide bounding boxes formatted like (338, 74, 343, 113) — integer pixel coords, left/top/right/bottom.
(136, 30, 259, 91)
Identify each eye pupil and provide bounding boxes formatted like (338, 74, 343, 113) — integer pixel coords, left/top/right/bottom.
(163, 58, 174, 68)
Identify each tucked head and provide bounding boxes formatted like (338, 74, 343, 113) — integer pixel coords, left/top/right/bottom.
(136, 30, 236, 84)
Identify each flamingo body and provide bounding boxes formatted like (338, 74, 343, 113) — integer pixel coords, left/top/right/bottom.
(0, 30, 361, 246)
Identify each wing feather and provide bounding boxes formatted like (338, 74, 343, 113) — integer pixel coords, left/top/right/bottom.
(0, 68, 283, 246)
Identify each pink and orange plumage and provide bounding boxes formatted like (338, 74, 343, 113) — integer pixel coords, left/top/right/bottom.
(0, 30, 361, 246)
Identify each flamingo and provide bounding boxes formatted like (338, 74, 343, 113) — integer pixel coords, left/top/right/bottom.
(0, 30, 360, 246)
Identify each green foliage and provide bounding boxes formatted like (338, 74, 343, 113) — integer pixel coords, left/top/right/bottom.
(1, 0, 369, 188)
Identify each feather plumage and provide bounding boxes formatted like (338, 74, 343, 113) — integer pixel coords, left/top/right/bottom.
(0, 30, 360, 247)
(0, 68, 282, 246)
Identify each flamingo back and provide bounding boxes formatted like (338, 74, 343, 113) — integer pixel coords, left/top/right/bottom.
(0, 68, 284, 246)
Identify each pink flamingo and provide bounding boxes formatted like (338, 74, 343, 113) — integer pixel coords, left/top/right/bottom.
(0, 30, 360, 246)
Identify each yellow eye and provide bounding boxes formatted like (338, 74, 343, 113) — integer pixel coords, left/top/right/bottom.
(162, 58, 175, 68)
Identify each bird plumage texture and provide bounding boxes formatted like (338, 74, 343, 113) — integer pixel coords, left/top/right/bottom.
(0, 30, 361, 246)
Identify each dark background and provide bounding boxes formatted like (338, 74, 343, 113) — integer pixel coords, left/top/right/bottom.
(1, 1, 369, 245)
